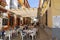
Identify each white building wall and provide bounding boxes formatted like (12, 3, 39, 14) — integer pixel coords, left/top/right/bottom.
(5, 0, 19, 9)
(12, 0, 18, 9)
(5, 0, 10, 9)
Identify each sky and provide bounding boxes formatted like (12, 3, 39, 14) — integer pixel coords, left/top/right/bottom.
(28, 0, 39, 8)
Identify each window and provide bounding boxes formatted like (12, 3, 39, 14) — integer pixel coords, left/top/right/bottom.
(16, 17, 20, 26)
(9, 15, 14, 26)
(2, 18, 8, 26)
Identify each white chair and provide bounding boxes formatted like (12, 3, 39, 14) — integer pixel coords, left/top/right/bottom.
(29, 28, 37, 40)
(0, 39, 3, 40)
(20, 31, 27, 40)
(16, 28, 20, 36)
(4, 31, 12, 40)
(4, 31, 11, 40)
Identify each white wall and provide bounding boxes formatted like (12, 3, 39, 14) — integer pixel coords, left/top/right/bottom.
(12, 0, 18, 9)
(5, 0, 10, 9)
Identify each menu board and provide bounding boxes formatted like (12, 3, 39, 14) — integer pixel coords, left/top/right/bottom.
(53, 16, 60, 28)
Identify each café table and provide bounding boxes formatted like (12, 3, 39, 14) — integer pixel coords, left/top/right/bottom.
(23, 28, 38, 40)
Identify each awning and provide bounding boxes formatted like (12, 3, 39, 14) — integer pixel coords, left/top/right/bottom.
(0, 5, 7, 12)
(10, 8, 37, 17)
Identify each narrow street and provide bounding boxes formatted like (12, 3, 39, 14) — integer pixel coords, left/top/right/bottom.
(0, 0, 60, 40)
(12, 26, 52, 40)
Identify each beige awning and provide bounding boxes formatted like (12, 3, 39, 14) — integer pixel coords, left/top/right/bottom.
(10, 8, 38, 17)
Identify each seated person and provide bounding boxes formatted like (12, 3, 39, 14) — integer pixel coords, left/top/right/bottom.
(23, 25, 28, 30)
(29, 23, 34, 30)
(15, 25, 20, 29)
